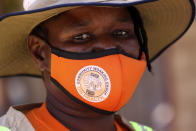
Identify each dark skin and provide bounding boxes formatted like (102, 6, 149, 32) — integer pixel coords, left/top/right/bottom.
(27, 6, 139, 131)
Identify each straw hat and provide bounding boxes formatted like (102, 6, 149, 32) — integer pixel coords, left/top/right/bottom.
(0, 0, 195, 77)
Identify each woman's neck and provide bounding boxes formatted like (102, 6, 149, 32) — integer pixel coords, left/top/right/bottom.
(46, 89, 116, 131)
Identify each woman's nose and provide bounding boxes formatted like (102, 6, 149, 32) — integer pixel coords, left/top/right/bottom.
(91, 44, 116, 52)
(89, 39, 119, 52)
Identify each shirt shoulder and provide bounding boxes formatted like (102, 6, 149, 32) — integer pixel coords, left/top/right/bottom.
(115, 114, 154, 131)
(0, 104, 153, 131)
(0, 106, 35, 131)
(129, 121, 153, 131)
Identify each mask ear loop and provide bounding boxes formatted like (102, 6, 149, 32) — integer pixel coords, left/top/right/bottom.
(128, 6, 152, 72)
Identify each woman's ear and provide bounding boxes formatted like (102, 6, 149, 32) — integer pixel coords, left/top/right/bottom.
(27, 35, 51, 71)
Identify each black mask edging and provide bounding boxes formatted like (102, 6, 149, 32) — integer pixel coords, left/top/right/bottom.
(51, 46, 140, 60)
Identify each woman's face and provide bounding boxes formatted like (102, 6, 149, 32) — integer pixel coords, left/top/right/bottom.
(27, 6, 141, 114)
(44, 6, 140, 58)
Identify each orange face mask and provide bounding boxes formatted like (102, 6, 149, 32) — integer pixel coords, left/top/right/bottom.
(50, 47, 146, 114)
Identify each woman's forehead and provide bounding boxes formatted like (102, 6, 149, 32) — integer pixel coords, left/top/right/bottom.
(43, 6, 133, 30)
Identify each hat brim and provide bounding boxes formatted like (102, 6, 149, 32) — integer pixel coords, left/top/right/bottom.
(0, 0, 195, 77)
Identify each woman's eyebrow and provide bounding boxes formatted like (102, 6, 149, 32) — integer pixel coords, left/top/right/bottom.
(59, 20, 90, 39)
(116, 17, 133, 23)
(66, 16, 132, 29)
(61, 16, 133, 34)
(69, 21, 90, 28)
(61, 20, 90, 34)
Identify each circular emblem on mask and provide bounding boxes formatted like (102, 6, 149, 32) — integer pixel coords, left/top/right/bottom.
(75, 65, 111, 103)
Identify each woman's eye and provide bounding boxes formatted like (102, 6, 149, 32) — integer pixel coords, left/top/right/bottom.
(112, 30, 130, 38)
(72, 33, 91, 43)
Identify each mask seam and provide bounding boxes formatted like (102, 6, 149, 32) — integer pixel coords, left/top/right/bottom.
(113, 55, 124, 110)
(51, 47, 139, 60)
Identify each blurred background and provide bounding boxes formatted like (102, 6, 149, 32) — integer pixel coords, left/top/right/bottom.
(0, 0, 196, 131)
